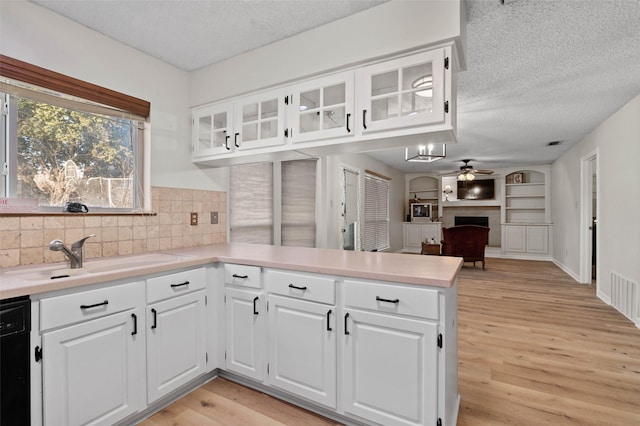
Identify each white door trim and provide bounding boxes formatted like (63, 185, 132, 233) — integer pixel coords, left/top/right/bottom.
(579, 149, 598, 284)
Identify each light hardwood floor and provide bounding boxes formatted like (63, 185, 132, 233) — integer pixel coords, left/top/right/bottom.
(141, 258, 640, 425)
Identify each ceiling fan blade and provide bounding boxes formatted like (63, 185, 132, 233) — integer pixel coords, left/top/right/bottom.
(473, 169, 494, 174)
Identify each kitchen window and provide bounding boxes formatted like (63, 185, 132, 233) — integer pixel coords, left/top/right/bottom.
(0, 55, 149, 212)
(363, 172, 389, 251)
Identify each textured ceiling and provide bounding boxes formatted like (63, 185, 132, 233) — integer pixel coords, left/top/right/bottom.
(30, 0, 640, 173)
(370, 0, 640, 173)
(30, 0, 388, 71)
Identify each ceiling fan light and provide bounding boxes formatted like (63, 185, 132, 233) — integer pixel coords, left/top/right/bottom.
(466, 173, 476, 181)
(457, 173, 466, 181)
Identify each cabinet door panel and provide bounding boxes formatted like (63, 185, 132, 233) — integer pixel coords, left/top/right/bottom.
(43, 309, 141, 426)
(421, 223, 440, 244)
(234, 90, 285, 150)
(342, 309, 438, 426)
(504, 225, 526, 252)
(147, 291, 206, 403)
(225, 288, 264, 380)
(267, 294, 336, 408)
(404, 224, 424, 248)
(359, 50, 445, 133)
(526, 226, 548, 254)
(291, 72, 355, 143)
(192, 104, 233, 157)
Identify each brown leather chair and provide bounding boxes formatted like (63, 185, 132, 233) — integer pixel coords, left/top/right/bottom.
(441, 225, 490, 270)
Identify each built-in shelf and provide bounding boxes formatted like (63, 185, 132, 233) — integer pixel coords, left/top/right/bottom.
(409, 188, 439, 193)
(505, 182, 544, 187)
(406, 175, 440, 219)
(442, 200, 501, 207)
(505, 207, 545, 210)
(502, 167, 552, 257)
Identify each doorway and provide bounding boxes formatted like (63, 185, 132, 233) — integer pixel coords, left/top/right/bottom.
(580, 151, 598, 288)
(341, 166, 360, 251)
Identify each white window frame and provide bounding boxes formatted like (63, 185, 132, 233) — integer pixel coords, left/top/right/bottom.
(1, 88, 146, 212)
(0, 56, 149, 213)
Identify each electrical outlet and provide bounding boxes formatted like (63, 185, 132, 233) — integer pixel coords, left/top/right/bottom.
(211, 211, 218, 224)
(190, 212, 198, 226)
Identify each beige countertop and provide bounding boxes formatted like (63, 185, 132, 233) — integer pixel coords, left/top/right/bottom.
(0, 243, 463, 299)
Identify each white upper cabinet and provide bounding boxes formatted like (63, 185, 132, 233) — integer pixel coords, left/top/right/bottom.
(357, 49, 446, 133)
(233, 89, 286, 150)
(289, 71, 355, 143)
(192, 103, 234, 157)
(191, 45, 455, 166)
(193, 89, 286, 158)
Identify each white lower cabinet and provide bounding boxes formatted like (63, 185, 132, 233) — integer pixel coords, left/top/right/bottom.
(342, 309, 438, 426)
(146, 268, 208, 404)
(37, 268, 208, 426)
(146, 290, 207, 403)
(224, 287, 264, 381)
(267, 294, 336, 408)
(403, 222, 442, 253)
(34, 261, 457, 426)
(40, 281, 144, 426)
(503, 224, 550, 255)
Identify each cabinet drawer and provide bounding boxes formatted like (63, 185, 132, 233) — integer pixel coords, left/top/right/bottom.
(40, 281, 141, 331)
(224, 264, 261, 288)
(343, 280, 439, 320)
(265, 269, 335, 305)
(146, 268, 206, 304)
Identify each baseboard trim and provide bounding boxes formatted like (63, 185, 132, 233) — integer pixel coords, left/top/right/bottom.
(116, 371, 218, 426)
(219, 371, 370, 426)
(552, 259, 581, 282)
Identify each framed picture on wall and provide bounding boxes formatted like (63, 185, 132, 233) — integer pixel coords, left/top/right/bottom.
(513, 173, 523, 184)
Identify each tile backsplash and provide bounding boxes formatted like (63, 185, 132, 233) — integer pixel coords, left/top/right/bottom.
(0, 186, 227, 268)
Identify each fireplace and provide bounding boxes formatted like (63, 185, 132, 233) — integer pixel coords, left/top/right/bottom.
(443, 207, 500, 247)
(455, 216, 489, 227)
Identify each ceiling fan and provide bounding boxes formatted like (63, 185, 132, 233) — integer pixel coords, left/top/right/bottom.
(442, 159, 494, 181)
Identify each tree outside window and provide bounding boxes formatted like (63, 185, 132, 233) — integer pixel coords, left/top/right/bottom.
(6, 94, 140, 209)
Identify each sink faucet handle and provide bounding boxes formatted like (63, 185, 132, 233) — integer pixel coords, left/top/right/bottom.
(71, 234, 96, 250)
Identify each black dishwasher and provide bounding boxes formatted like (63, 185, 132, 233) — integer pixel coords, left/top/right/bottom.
(0, 296, 31, 425)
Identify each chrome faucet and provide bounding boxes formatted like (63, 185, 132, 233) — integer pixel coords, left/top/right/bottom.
(49, 234, 96, 269)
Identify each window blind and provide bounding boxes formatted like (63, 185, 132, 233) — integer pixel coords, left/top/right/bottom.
(0, 55, 150, 118)
(229, 163, 274, 244)
(363, 173, 389, 251)
(281, 159, 317, 247)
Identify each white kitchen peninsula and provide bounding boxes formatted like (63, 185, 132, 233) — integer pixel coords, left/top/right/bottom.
(1, 244, 462, 426)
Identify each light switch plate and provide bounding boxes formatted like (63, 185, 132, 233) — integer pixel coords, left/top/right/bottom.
(211, 212, 218, 224)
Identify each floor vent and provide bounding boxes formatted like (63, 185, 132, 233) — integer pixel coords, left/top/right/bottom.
(611, 272, 639, 324)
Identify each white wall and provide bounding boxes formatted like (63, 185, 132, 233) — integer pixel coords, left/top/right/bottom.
(322, 153, 405, 252)
(2, 0, 463, 251)
(0, 1, 227, 192)
(552, 94, 640, 306)
(190, 0, 465, 106)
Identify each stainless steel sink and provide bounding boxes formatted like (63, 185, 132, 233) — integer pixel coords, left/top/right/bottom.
(2, 253, 195, 282)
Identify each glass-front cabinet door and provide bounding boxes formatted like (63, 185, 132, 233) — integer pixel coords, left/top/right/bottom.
(290, 71, 354, 143)
(358, 49, 446, 133)
(192, 103, 233, 158)
(234, 89, 285, 150)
